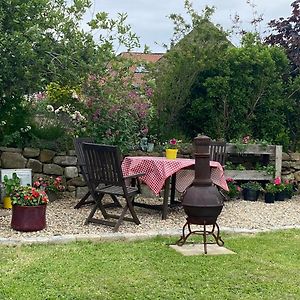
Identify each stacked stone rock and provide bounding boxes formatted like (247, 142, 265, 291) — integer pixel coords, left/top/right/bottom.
(281, 152, 300, 184)
(0, 147, 88, 199)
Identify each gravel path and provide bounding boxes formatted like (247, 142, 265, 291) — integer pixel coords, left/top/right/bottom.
(1, 195, 300, 239)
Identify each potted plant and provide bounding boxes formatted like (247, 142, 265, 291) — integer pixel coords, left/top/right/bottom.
(283, 179, 294, 199)
(241, 181, 262, 201)
(1, 173, 21, 209)
(10, 186, 49, 231)
(273, 177, 286, 201)
(33, 176, 65, 201)
(225, 178, 241, 199)
(165, 138, 180, 159)
(263, 183, 277, 203)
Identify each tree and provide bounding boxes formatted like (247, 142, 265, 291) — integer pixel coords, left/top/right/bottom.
(152, 0, 291, 147)
(0, 0, 139, 145)
(183, 33, 290, 144)
(152, 2, 230, 139)
(264, 0, 300, 150)
(265, 0, 300, 75)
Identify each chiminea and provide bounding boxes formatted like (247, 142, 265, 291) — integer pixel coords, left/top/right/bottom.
(176, 135, 224, 254)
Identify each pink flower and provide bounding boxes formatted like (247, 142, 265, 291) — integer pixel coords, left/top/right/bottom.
(169, 138, 177, 146)
(226, 177, 234, 182)
(145, 88, 153, 97)
(274, 177, 281, 185)
(141, 127, 148, 136)
(242, 135, 250, 144)
(34, 181, 41, 187)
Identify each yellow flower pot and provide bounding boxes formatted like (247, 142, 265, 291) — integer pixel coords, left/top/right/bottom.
(165, 149, 178, 159)
(3, 196, 12, 209)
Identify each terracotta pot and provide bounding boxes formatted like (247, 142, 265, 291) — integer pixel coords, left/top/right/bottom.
(11, 205, 47, 232)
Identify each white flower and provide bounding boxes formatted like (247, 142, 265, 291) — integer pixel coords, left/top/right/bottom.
(72, 91, 79, 99)
(55, 106, 62, 114)
(0, 121, 6, 126)
(46, 105, 54, 112)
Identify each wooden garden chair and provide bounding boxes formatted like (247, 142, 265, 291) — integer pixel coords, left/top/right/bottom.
(82, 142, 144, 232)
(73, 138, 121, 209)
(209, 141, 227, 166)
(209, 141, 227, 199)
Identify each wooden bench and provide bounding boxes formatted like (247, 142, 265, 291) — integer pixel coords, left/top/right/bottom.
(224, 143, 282, 181)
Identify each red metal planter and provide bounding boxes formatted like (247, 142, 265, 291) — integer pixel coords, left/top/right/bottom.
(11, 205, 47, 232)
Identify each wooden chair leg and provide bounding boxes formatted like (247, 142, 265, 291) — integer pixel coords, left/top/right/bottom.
(85, 201, 100, 225)
(85, 194, 107, 225)
(109, 195, 122, 208)
(126, 196, 140, 225)
(74, 191, 93, 209)
(113, 204, 129, 232)
(113, 196, 140, 232)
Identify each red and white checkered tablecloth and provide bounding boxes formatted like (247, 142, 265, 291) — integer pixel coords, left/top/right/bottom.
(122, 156, 229, 196)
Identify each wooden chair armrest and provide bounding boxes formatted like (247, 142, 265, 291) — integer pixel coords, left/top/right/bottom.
(123, 173, 145, 180)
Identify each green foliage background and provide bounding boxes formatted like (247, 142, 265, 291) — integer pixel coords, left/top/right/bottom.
(152, 2, 300, 151)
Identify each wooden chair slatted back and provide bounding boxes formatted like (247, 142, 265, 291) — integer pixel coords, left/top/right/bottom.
(82, 143, 124, 188)
(74, 138, 94, 182)
(209, 141, 227, 166)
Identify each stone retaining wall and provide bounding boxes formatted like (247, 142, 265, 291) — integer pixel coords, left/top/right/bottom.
(0, 147, 86, 199)
(0, 146, 300, 198)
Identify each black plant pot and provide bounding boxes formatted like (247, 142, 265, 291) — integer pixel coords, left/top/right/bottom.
(284, 190, 293, 199)
(264, 193, 275, 203)
(275, 191, 285, 201)
(243, 188, 260, 201)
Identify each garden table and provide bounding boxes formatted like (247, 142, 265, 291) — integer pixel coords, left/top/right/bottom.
(122, 156, 228, 219)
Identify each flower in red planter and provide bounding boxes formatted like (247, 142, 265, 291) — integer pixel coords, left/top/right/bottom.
(11, 186, 49, 206)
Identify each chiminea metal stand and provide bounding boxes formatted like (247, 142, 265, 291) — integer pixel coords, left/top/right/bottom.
(176, 135, 225, 254)
(176, 217, 224, 254)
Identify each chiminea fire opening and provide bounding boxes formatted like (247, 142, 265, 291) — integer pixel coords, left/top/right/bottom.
(176, 135, 225, 254)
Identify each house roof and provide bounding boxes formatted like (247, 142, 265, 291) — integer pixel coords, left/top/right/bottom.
(118, 52, 164, 63)
(118, 52, 164, 86)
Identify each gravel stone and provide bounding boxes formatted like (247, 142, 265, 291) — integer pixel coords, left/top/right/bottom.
(1, 195, 300, 239)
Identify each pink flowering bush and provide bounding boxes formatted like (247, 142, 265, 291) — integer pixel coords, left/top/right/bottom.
(33, 176, 65, 193)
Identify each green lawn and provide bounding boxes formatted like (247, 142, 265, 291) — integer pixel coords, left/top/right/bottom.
(0, 230, 300, 300)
